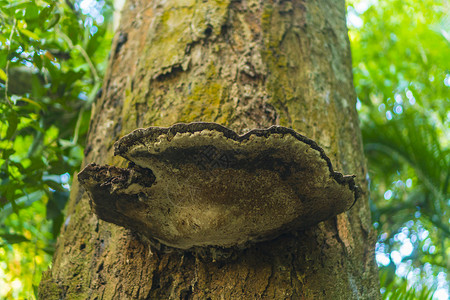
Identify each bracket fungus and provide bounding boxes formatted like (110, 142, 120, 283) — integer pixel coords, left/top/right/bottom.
(78, 122, 359, 250)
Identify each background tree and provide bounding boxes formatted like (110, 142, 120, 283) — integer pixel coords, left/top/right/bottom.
(36, 0, 380, 298)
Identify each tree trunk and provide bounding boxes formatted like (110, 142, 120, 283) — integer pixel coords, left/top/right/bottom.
(39, 0, 380, 298)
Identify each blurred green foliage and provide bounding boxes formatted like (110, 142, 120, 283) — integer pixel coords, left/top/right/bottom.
(348, 0, 449, 298)
(0, 0, 113, 298)
(0, 0, 448, 299)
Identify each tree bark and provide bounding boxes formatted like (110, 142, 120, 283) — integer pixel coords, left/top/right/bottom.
(40, 0, 380, 298)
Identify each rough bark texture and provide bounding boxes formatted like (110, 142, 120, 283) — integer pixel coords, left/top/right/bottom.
(40, 0, 380, 298)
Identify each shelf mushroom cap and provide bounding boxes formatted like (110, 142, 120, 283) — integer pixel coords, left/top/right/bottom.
(78, 122, 358, 250)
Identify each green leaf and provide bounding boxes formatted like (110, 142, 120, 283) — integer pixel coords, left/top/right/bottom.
(0, 233, 30, 244)
(0, 34, 7, 45)
(31, 73, 46, 97)
(1, 149, 15, 159)
(18, 28, 40, 41)
(46, 12, 60, 30)
(0, 50, 7, 69)
(44, 180, 66, 192)
(6, 111, 18, 140)
(24, 3, 39, 20)
(33, 51, 42, 69)
(33, 284, 39, 300)
(38, 4, 53, 24)
(20, 97, 43, 110)
(0, 68, 7, 81)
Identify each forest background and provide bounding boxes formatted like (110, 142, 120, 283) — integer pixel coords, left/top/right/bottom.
(0, 0, 448, 299)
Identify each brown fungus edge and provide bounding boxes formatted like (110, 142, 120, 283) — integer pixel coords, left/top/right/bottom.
(114, 122, 360, 207)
